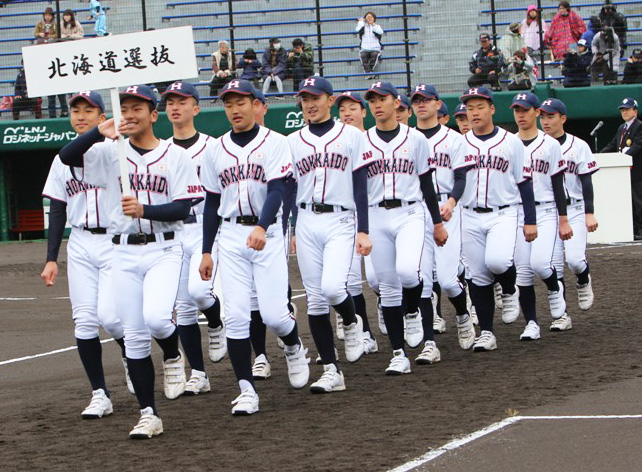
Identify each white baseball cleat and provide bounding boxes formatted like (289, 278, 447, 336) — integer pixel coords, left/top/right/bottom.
(310, 363, 346, 393)
(404, 312, 424, 348)
(577, 275, 594, 311)
(377, 299, 387, 335)
(363, 332, 378, 354)
(466, 290, 479, 325)
(252, 354, 272, 380)
(129, 407, 163, 439)
(122, 358, 135, 395)
(336, 313, 345, 340)
(385, 349, 411, 375)
(163, 350, 187, 400)
(231, 388, 259, 416)
(415, 340, 441, 365)
(81, 389, 113, 419)
(456, 315, 476, 350)
(494, 283, 503, 309)
(473, 330, 497, 352)
(343, 315, 365, 363)
(550, 313, 573, 331)
(207, 323, 227, 363)
(183, 370, 211, 395)
(547, 281, 566, 319)
(520, 320, 541, 340)
(433, 314, 447, 333)
(501, 286, 520, 324)
(284, 340, 310, 389)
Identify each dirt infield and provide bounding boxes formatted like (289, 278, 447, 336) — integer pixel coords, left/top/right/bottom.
(1, 241, 641, 471)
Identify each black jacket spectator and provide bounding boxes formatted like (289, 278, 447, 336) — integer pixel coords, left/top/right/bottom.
(562, 40, 592, 87)
(599, 2, 627, 54)
(13, 66, 42, 120)
(602, 117, 642, 180)
(623, 50, 642, 84)
(468, 33, 505, 90)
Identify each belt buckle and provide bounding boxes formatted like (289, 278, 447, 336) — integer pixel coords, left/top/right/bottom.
(312, 203, 323, 214)
(134, 232, 148, 245)
(383, 200, 393, 210)
(238, 216, 254, 225)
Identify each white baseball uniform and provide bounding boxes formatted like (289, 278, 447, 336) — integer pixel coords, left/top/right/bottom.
(200, 126, 295, 340)
(81, 138, 202, 359)
(42, 156, 124, 341)
(173, 133, 220, 327)
(553, 133, 599, 275)
(288, 121, 373, 315)
(461, 127, 532, 286)
(515, 131, 567, 287)
(364, 123, 432, 307)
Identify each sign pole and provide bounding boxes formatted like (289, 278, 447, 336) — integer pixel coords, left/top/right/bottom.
(108, 87, 132, 198)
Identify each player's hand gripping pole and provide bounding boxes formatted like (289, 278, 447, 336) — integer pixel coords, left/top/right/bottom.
(109, 87, 132, 198)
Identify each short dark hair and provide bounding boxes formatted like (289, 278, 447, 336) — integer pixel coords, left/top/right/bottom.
(292, 38, 303, 47)
(558, 1, 570, 10)
(479, 33, 491, 41)
(243, 48, 257, 60)
(365, 11, 377, 21)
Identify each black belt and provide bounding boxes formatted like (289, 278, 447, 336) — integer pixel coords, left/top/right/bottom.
(378, 199, 417, 209)
(535, 201, 554, 206)
(465, 205, 510, 213)
(223, 216, 276, 226)
(112, 232, 175, 245)
(83, 227, 107, 234)
(300, 202, 349, 213)
(566, 198, 583, 204)
(184, 214, 197, 224)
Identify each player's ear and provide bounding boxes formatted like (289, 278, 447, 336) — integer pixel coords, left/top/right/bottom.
(560, 114, 567, 125)
(327, 95, 336, 107)
(150, 108, 159, 123)
(535, 109, 541, 118)
(98, 113, 106, 124)
(490, 104, 495, 115)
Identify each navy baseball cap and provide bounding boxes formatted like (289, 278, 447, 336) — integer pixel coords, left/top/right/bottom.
(253, 88, 266, 104)
(120, 84, 157, 108)
(510, 92, 541, 110)
(219, 79, 257, 100)
(454, 103, 467, 117)
(364, 81, 399, 100)
(69, 90, 105, 112)
(538, 98, 567, 115)
(297, 76, 333, 96)
(411, 83, 439, 101)
(398, 94, 411, 109)
(438, 102, 449, 117)
(459, 86, 494, 103)
(335, 91, 366, 109)
(619, 97, 638, 109)
(161, 81, 200, 103)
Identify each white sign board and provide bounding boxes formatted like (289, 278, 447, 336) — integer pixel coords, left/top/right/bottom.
(22, 26, 198, 97)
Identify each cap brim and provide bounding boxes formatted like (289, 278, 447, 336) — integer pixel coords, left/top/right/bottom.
(219, 89, 255, 99)
(69, 95, 104, 111)
(296, 88, 326, 97)
(538, 106, 565, 115)
(335, 95, 365, 107)
(510, 102, 535, 109)
(120, 92, 156, 104)
(364, 89, 393, 100)
(161, 90, 199, 102)
(460, 94, 493, 103)
(619, 105, 637, 109)
(411, 91, 438, 101)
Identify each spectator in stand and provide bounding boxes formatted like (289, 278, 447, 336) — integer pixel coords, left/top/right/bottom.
(356, 12, 384, 79)
(562, 38, 592, 87)
(286, 39, 314, 92)
(395, 94, 412, 125)
(521, 5, 548, 55)
(34, 7, 58, 44)
(60, 9, 84, 40)
(87, 0, 108, 37)
(591, 25, 620, 84)
(544, 1, 586, 60)
(237, 48, 262, 86)
(261, 38, 287, 98)
(505, 50, 535, 90)
(12, 63, 42, 120)
(468, 32, 505, 91)
(498, 23, 525, 59)
(209, 40, 236, 100)
(623, 49, 642, 84)
(599, 1, 627, 57)
(582, 16, 601, 47)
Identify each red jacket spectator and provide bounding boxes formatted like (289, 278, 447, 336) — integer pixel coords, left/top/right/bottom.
(545, 1, 586, 60)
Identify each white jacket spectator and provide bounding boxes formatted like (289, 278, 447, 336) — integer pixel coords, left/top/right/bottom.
(521, 5, 548, 52)
(356, 11, 384, 77)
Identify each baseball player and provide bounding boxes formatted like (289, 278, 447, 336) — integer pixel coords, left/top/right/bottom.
(162, 81, 226, 395)
(510, 93, 573, 339)
(454, 103, 471, 134)
(540, 98, 599, 328)
(199, 79, 310, 414)
(438, 102, 450, 127)
(364, 81, 447, 375)
(459, 86, 537, 351)
(288, 77, 372, 393)
(41, 91, 131, 420)
(335, 90, 378, 354)
(411, 83, 476, 362)
(395, 94, 412, 125)
(59, 85, 203, 438)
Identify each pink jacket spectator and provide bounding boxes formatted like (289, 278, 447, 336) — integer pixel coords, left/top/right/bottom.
(521, 5, 548, 51)
(545, 7, 586, 59)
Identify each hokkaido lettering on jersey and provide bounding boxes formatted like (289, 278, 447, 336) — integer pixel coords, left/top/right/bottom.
(295, 152, 349, 177)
